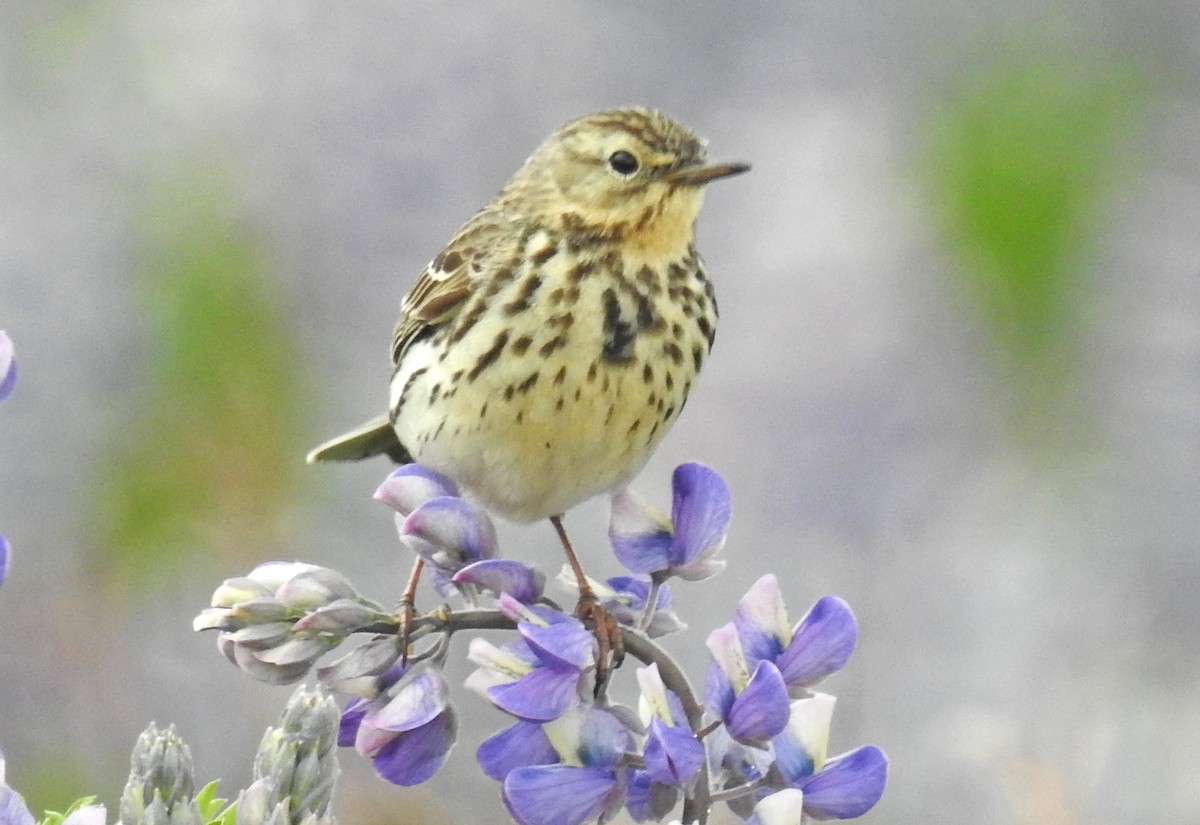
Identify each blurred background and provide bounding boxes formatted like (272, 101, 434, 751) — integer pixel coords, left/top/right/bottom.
(1, 1, 1197, 823)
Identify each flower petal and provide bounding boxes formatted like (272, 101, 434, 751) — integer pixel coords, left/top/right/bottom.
(734, 574, 789, 670)
(706, 622, 750, 693)
(365, 669, 451, 732)
(747, 789, 806, 825)
(668, 463, 730, 567)
(624, 769, 679, 823)
(777, 597, 857, 691)
(0, 331, 15, 404)
(502, 765, 620, 825)
(727, 661, 790, 745)
(609, 488, 673, 574)
(338, 698, 368, 747)
(370, 709, 458, 786)
(477, 720, 558, 781)
(520, 620, 595, 671)
(671, 557, 727, 582)
(488, 665, 584, 722)
(230, 642, 311, 685)
(0, 536, 9, 589)
(800, 746, 888, 820)
(316, 638, 402, 696)
(374, 464, 459, 515)
(60, 804, 106, 825)
(0, 783, 35, 825)
(643, 718, 704, 787)
(574, 707, 635, 768)
(454, 559, 545, 603)
(603, 576, 686, 637)
(274, 567, 357, 610)
(403, 496, 497, 566)
(773, 693, 836, 784)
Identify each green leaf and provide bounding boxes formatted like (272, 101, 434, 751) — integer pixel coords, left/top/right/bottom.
(38, 796, 100, 825)
(194, 780, 230, 824)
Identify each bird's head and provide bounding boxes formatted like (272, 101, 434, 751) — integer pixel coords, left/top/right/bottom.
(506, 108, 749, 253)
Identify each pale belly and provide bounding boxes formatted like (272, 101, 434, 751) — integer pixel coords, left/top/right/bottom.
(388, 264, 709, 521)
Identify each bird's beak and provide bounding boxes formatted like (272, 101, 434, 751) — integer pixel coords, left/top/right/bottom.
(665, 161, 752, 186)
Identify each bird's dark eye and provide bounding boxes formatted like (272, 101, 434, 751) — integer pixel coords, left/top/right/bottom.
(607, 150, 640, 176)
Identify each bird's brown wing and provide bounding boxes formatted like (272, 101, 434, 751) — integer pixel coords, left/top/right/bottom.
(390, 212, 505, 364)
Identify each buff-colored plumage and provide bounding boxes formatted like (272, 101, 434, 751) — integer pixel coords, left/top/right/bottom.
(309, 108, 748, 523)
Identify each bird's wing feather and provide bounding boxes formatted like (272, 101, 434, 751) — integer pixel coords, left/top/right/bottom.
(390, 212, 506, 364)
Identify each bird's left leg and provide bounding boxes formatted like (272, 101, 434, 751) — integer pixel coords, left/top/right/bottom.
(396, 557, 424, 664)
(550, 514, 624, 693)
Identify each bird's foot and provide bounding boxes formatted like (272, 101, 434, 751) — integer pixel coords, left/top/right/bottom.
(397, 596, 417, 665)
(575, 593, 625, 697)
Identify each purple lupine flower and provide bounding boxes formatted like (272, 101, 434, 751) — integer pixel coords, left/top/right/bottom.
(770, 693, 888, 820)
(195, 561, 384, 685)
(797, 746, 888, 820)
(0, 752, 36, 825)
(557, 571, 686, 638)
(400, 496, 498, 595)
(0, 331, 15, 405)
(636, 664, 703, 788)
(705, 724, 773, 820)
(465, 603, 593, 722)
(734, 574, 857, 696)
(0, 535, 9, 590)
(477, 720, 559, 781)
(499, 707, 632, 825)
(705, 623, 790, 747)
(454, 558, 545, 604)
(374, 463, 459, 516)
(317, 636, 402, 696)
(624, 768, 679, 823)
(609, 463, 730, 581)
(340, 664, 458, 786)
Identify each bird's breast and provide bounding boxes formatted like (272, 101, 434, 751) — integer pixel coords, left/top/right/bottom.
(389, 235, 717, 521)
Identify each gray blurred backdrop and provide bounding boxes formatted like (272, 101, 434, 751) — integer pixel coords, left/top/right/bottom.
(1, 2, 1197, 823)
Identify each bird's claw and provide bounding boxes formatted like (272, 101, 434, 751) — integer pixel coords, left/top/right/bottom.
(575, 594, 625, 696)
(397, 597, 417, 665)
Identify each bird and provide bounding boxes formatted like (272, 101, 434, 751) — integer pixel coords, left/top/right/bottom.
(308, 107, 748, 668)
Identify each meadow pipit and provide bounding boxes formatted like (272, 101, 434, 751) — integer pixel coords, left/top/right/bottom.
(309, 107, 748, 667)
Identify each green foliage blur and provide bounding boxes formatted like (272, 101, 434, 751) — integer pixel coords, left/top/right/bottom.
(922, 41, 1148, 434)
(88, 172, 308, 593)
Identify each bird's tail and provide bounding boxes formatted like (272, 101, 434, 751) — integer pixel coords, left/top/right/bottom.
(306, 414, 412, 464)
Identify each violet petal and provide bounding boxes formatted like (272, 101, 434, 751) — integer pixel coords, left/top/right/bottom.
(800, 746, 888, 820)
(374, 464, 459, 515)
(365, 669, 451, 732)
(502, 765, 620, 825)
(477, 720, 558, 781)
(643, 718, 704, 787)
(369, 709, 458, 786)
(609, 488, 673, 574)
(454, 559, 545, 603)
(0, 331, 15, 404)
(668, 463, 731, 567)
(727, 661, 790, 745)
(778, 596, 858, 691)
(488, 665, 583, 722)
(403, 496, 497, 565)
(520, 620, 595, 671)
